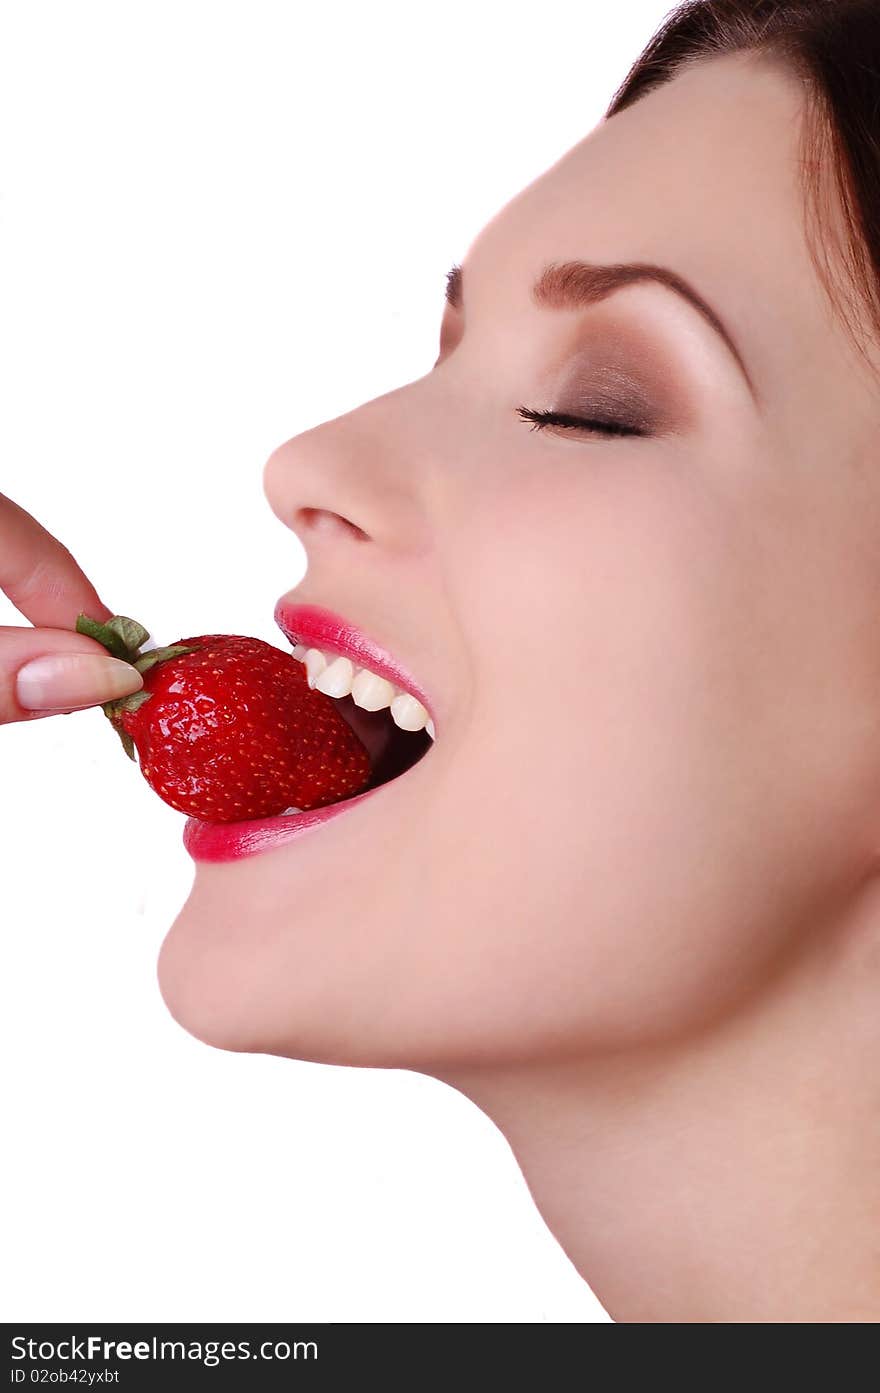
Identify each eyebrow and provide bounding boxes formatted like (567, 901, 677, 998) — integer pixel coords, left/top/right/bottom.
(444, 259, 759, 406)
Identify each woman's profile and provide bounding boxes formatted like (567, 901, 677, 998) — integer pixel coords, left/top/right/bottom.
(5, 0, 880, 1321)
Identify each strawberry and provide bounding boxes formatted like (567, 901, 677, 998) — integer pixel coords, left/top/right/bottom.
(75, 612, 372, 821)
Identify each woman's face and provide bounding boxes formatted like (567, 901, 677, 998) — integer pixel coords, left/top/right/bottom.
(159, 51, 880, 1068)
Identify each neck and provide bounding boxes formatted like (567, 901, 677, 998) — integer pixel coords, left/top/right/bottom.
(434, 885, 880, 1322)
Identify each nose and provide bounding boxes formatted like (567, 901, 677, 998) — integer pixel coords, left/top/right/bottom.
(262, 385, 435, 561)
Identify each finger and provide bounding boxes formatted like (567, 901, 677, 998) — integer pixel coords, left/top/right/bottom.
(0, 625, 143, 725)
(0, 492, 112, 630)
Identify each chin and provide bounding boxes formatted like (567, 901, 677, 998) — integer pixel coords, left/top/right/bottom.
(156, 902, 267, 1055)
(155, 882, 415, 1069)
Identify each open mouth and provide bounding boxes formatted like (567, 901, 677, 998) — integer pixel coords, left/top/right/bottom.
(326, 691, 433, 799)
(266, 602, 439, 814)
(183, 671, 434, 861)
(270, 637, 437, 815)
(268, 688, 434, 813)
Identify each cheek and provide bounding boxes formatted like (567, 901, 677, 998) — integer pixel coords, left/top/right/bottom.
(414, 456, 864, 1055)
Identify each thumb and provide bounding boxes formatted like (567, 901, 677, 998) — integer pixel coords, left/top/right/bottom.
(0, 627, 144, 725)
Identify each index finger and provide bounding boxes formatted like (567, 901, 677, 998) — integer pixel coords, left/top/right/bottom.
(0, 492, 112, 630)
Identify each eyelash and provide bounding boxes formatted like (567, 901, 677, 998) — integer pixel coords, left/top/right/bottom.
(516, 405, 647, 439)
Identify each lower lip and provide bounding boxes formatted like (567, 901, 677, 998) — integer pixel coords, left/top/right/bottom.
(183, 785, 382, 863)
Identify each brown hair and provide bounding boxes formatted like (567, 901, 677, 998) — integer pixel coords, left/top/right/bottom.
(604, 0, 880, 376)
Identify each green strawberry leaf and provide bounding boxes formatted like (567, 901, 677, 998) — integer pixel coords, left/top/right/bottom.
(75, 613, 131, 663)
(105, 615, 150, 654)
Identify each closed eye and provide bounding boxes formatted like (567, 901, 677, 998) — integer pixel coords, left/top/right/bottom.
(516, 406, 648, 439)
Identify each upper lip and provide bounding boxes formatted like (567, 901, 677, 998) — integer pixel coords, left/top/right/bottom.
(274, 599, 436, 726)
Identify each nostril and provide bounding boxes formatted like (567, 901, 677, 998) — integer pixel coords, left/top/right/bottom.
(300, 507, 369, 542)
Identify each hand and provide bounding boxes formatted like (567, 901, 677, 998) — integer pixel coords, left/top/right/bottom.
(0, 492, 144, 724)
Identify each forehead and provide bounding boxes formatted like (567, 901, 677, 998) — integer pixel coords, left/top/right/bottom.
(468, 51, 876, 423)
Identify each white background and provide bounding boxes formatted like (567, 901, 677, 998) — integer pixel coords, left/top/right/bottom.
(0, 1, 670, 1322)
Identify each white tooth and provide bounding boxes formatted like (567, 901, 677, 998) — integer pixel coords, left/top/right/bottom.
(351, 667, 397, 711)
(425, 718, 435, 741)
(291, 643, 310, 661)
(304, 648, 327, 688)
(390, 692, 429, 732)
(314, 655, 355, 697)
(281, 806, 304, 815)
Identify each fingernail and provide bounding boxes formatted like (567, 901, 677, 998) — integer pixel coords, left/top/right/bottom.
(16, 653, 144, 711)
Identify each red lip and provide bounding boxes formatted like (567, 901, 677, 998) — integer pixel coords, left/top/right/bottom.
(183, 785, 382, 863)
(273, 599, 436, 726)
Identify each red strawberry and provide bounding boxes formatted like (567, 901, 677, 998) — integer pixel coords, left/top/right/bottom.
(75, 613, 372, 821)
